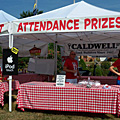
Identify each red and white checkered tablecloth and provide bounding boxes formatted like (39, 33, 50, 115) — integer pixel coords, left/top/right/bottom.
(0, 80, 20, 106)
(17, 82, 120, 117)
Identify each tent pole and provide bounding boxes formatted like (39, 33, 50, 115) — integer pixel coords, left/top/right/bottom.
(55, 41, 57, 78)
(54, 34, 58, 81)
(54, 41, 55, 78)
(8, 34, 13, 112)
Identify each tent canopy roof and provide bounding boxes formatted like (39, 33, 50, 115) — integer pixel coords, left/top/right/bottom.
(0, 10, 17, 23)
(22, 1, 120, 21)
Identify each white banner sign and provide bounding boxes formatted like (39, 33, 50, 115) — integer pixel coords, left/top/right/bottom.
(64, 42, 120, 57)
(12, 15, 120, 34)
(0, 22, 9, 35)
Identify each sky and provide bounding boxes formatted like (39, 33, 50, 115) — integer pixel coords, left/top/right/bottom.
(1, 0, 120, 18)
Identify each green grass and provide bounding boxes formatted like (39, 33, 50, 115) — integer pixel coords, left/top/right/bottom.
(0, 93, 119, 120)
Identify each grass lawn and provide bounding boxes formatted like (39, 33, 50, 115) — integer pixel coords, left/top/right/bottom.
(0, 93, 119, 120)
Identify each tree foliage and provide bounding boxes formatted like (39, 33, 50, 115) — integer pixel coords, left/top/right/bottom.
(48, 43, 61, 51)
(95, 65, 102, 76)
(101, 61, 111, 69)
(18, 57, 29, 69)
(79, 59, 86, 70)
(19, 9, 43, 18)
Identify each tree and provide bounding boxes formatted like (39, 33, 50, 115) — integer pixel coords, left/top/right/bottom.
(101, 61, 110, 69)
(95, 65, 102, 76)
(79, 59, 86, 70)
(48, 43, 61, 51)
(19, 9, 43, 18)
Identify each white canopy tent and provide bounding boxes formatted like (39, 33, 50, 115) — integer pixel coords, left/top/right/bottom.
(0, 10, 48, 112)
(8, 0, 120, 112)
(11, 1, 120, 57)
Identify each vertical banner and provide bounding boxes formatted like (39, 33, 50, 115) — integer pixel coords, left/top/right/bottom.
(2, 49, 18, 75)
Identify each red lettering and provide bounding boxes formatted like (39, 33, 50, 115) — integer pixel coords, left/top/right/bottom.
(84, 19, 90, 29)
(0, 24, 4, 33)
(91, 18, 98, 29)
(102, 18, 108, 28)
(34, 22, 39, 31)
(39, 21, 46, 31)
(74, 19, 79, 30)
(17, 23, 23, 32)
(116, 17, 120, 28)
(23, 22, 28, 31)
(52, 20, 58, 30)
(59, 20, 66, 30)
(99, 18, 101, 28)
(29, 22, 34, 31)
(47, 21, 52, 30)
(109, 17, 115, 28)
(67, 20, 73, 30)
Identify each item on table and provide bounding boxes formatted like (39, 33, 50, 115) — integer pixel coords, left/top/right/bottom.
(89, 80, 94, 86)
(102, 84, 111, 89)
(94, 81, 101, 87)
(86, 84, 91, 88)
(65, 82, 70, 84)
(78, 80, 88, 86)
(88, 77, 90, 81)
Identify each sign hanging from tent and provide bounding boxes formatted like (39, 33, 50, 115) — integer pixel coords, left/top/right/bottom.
(29, 45, 41, 56)
(2, 49, 18, 75)
(64, 42, 120, 57)
(12, 16, 120, 34)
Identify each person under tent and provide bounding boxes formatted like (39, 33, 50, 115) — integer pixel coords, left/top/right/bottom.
(63, 51, 81, 83)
